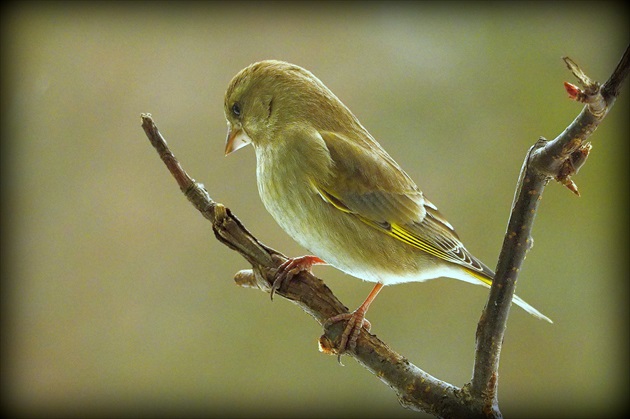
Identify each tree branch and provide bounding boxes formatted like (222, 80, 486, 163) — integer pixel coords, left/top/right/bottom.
(141, 46, 628, 418)
(141, 114, 474, 416)
(470, 45, 629, 414)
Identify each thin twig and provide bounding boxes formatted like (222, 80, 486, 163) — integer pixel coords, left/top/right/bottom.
(469, 46, 629, 415)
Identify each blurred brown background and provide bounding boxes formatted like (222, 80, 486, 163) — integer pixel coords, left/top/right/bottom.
(2, 3, 628, 418)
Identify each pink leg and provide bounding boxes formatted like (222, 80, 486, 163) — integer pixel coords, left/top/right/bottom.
(324, 282, 384, 363)
(270, 255, 326, 300)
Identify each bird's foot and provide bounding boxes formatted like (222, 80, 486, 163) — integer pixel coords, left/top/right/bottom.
(270, 255, 325, 300)
(323, 311, 372, 364)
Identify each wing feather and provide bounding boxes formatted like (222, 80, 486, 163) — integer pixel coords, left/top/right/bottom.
(316, 131, 492, 278)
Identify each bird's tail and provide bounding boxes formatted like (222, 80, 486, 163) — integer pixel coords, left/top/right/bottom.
(510, 293, 553, 323)
(467, 267, 553, 323)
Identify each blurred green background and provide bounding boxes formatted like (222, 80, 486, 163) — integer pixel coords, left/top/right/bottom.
(2, 3, 628, 418)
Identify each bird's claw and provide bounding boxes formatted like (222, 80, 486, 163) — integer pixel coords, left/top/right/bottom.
(270, 255, 325, 300)
(323, 311, 371, 364)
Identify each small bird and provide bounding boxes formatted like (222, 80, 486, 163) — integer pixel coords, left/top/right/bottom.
(223, 60, 551, 358)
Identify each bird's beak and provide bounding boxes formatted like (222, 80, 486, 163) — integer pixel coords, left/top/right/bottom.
(224, 125, 251, 156)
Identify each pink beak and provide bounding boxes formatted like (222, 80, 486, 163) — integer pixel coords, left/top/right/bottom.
(224, 126, 251, 156)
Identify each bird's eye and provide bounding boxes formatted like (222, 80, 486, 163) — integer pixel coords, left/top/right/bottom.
(231, 102, 241, 117)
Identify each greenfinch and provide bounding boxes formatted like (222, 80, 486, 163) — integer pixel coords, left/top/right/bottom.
(223, 60, 551, 357)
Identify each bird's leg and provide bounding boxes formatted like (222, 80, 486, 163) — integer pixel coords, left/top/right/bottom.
(270, 255, 326, 300)
(324, 282, 384, 363)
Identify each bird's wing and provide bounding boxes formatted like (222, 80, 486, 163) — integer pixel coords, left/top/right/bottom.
(314, 130, 493, 279)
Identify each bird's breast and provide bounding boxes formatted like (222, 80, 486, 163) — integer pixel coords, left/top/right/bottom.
(255, 143, 325, 247)
(253, 142, 432, 285)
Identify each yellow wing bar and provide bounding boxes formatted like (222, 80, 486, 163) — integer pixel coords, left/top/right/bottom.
(315, 183, 462, 267)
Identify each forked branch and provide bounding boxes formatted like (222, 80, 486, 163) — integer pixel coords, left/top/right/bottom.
(141, 46, 628, 418)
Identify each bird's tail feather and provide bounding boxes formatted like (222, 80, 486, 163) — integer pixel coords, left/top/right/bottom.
(466, 268, 553, 323)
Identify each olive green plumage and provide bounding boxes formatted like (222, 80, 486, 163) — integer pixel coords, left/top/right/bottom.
(223, 60, 551, 325)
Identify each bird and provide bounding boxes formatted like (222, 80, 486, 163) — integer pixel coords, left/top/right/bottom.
(222, 60, 551, 358)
